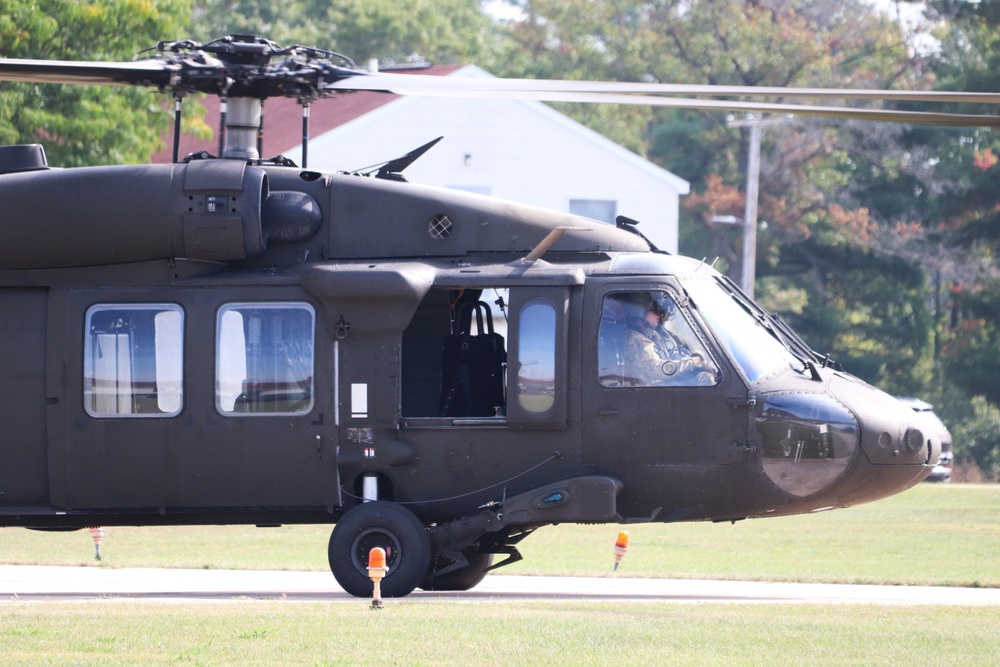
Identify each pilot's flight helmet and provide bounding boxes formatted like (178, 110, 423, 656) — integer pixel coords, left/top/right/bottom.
(622, 294, 652, 322)
(623, 292, 676, 323)
(647, 292, 676, 320)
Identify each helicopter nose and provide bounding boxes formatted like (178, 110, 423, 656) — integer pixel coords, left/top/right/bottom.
(829, 376, 941, 468)
(753, 377, 940, 507)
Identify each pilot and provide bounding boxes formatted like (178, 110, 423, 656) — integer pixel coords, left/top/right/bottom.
(623, 294, 715, 386)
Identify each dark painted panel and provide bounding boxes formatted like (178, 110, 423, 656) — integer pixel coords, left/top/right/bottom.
(0, 288, 49, 506)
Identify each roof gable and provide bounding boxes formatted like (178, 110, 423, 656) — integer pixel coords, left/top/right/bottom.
(288, 64, 689, 193)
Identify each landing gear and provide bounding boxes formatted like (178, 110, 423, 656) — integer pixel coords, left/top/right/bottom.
(420, 552, 494, 592)
(328, 501, 431, 598)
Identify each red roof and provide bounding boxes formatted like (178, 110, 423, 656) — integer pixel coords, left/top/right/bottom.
(151, 65, 463, 163)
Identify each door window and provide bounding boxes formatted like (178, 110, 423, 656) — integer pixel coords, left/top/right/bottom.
(516, 300, 556, 413)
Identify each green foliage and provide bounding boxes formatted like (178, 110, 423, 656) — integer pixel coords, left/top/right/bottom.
(942, 283, 1000, 405)
(952, 396, 1000, 481)
(649, 110, 737, 186)
(766, 243, 934, 390)
(871, 3, 1000, 407)
(0, 0, 192, 166)
(483, 0, 672, 150)
(190, 0, 498, 65)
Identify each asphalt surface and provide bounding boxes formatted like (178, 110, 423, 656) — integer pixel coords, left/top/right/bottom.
(2, 565, 999, 605)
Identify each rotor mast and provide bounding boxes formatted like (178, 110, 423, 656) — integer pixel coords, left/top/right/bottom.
(153, 35, 359, 163)
(190, 36, 270, 162)
(224, 97, 262, 161)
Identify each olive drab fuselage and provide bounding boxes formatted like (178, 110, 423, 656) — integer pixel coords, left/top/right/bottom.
(0, 156, 938, 538)
(0, 150, 939, 598)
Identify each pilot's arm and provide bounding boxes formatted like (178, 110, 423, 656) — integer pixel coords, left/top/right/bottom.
(625, 331, 668, 385)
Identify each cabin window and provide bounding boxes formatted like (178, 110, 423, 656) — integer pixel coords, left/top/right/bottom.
(516, 300, 557, 413)
(84, 304, 184, 417)
(598, 291, 719, 388)
(216, 302, 315, 415)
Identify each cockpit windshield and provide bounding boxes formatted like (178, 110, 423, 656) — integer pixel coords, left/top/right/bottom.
(681, 278, 804, 383)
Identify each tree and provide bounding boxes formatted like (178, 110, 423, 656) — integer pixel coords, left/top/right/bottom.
(189, 0, 498, 65)
(952, 396, 1000, 482)
(0, 0, 192, 167)
(913, 2, 1000, 409)
(941, 284, 1000, 406)
(494, 1, 939, 390)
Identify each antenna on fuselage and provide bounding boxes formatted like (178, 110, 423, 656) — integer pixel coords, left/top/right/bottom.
(521, 226, 590, 265)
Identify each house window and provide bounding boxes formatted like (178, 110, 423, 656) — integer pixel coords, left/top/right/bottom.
(216, 302, 315, 415)
(448, 185, 492, 196)
(570, 199, 617, 224)
(84, 304, 183, 417)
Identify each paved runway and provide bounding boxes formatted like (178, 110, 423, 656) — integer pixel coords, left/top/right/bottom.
(2, 565, 998, 605)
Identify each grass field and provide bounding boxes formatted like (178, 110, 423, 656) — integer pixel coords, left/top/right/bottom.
(1, 484, 998, 665)
(1, 601, 998, 666)
(1, 483, 997, 587)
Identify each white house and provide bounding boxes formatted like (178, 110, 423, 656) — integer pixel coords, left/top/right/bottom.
(157, 65, 689, 253)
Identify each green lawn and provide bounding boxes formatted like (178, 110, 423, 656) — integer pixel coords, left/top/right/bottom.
(1, 484, 998, 666)
(2, 483, 996, 587)
(1, 601, 999, 666)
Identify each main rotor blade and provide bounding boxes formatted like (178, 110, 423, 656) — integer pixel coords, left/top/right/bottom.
(328, 83, 1000, 127)
(582, 93, 1000, 127)
(0, 58, 178, 87)
(3, 51, 996, 127)
(327, 71, 1000, 105)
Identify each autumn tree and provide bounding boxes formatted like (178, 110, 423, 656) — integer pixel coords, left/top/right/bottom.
(493, 0, 938, 392)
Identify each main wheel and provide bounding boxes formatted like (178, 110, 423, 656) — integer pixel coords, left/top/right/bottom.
(328, 501, 431, 598)
(420, 552, 493, 592)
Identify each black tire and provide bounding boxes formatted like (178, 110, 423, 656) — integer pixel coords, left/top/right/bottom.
(420, 552, 493, 592)
(328, 501, 431, 598)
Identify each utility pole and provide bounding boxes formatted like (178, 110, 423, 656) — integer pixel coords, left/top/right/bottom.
(725, 114, 790, 299)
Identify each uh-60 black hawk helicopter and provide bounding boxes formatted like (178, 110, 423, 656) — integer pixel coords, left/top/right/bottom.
(1, 35, 996, 597)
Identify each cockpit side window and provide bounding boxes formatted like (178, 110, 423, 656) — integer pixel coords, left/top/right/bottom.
(598, 291, 719, 388)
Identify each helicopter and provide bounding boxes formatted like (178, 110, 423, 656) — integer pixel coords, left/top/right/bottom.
(0, 35, 992, 597)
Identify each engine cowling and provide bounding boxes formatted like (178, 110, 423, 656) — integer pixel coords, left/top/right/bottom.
(0, 158, 267, 269)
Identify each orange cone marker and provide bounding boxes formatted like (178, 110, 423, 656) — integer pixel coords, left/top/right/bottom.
(88, 526, 105, 561)
(613, 531, 629, 571)
(368, 547, 387, 609)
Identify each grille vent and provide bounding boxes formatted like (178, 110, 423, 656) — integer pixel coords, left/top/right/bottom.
(428, 214, 453, 240)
